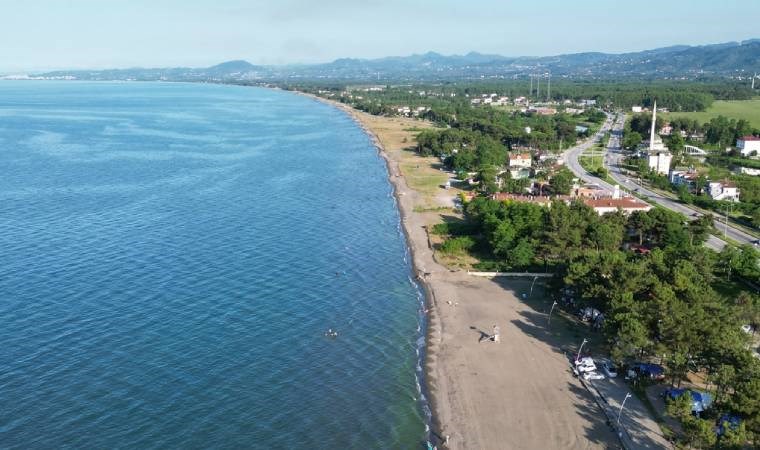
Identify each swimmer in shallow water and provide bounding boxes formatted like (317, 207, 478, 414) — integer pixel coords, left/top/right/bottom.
(325, 328, 338, 338)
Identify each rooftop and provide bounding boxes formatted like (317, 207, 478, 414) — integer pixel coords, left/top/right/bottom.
(739, 135, 760, 141)
(582, 197, 650, 210)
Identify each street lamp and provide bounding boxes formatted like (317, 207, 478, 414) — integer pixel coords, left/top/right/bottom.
(724, 203, 733, 238)
(548, 300, 558, 328)
(617, 393, 633, 426)
(576, 338, 588, 363)
(529, 275, 539, 297)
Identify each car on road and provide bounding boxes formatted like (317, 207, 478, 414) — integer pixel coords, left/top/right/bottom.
(597, 359, 618, 378)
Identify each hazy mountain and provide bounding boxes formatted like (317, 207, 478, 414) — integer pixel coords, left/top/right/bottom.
(26, 39, 760, 82)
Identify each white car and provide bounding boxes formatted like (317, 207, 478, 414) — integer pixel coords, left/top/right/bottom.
(575, 357, 597, 373)
(597, 360, 618, 378)
(742, 324, 754, 334)
(583, 371, 605, 381)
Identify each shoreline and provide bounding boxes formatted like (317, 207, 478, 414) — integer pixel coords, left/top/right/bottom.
(294, 91, 448, 445)
(291, 90, 622, 450)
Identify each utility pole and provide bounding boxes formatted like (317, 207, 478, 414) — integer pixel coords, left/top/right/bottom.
(530, 76, 533, 98)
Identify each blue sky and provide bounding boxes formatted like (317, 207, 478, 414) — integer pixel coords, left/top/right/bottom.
(1, 0, 757, 71)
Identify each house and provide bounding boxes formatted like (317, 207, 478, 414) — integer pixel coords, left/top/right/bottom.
(737, 136, 760, 156)
(573, 184, 610, 198)
(565, 107, 584, 115)
(575, 125, 589, 134)
(670, 169, 701, 192)
(492, 193, 553, 206)
(648, 151, 673, 175)
(508, 153, 532, 169)
(707, 180, 740, 202)
(631, 106, 643, 113)
(528, 107, 557, 115)
(509, 167, 533, 179)
(582, 197, 651, 215)
(660, 123, 673, 136)
(579, 99, 597, 106)
(733, 166, 760, 176)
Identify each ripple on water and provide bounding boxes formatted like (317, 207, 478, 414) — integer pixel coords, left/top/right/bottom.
(0, 81, 427, 449)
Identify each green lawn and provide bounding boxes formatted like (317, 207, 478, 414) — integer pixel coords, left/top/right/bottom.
(663, 98, 760, 129)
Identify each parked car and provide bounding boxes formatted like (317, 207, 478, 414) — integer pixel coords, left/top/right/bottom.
(716, 414, 741, 436)
(575, 357, 597, 373)
(597, 359, 618, 378)
(626, 362, 665, 381)
(582, 371, 605, 381)
(578, 307, 601, 322)
(663, 388, 713, 415)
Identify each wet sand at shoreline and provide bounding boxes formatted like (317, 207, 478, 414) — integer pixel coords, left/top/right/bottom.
(301, 93, 618, 449)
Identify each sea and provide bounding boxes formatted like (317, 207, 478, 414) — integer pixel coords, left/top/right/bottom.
(0, 81, 429, 449)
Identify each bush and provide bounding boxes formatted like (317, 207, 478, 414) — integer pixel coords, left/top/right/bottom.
(439, 236, 476, 255)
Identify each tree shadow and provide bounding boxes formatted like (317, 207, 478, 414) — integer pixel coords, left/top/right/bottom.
(491, 277, 669, 448)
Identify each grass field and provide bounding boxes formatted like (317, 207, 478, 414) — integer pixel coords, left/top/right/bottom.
(663, 98, 760, 129)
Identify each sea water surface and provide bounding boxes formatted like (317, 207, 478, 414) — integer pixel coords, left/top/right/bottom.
(0, 81, 428, 449)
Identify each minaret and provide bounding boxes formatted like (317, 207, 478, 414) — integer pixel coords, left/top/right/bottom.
(649, 100, 657, 152)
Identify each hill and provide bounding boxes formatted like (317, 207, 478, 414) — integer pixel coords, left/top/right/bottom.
(25, 39, 760, 82)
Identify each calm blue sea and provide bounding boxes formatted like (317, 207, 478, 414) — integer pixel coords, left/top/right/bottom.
(0, 81, 428, 449)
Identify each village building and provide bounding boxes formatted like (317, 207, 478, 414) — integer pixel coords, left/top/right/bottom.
(640, 101, 672, 175)
(508, 153, 532, 169)
(573, 183, 609, 198)
(737, 136, 760, 157)
(707, 180, 740, 202)
(670, 169, 702, 192)
(582, 197, 651, 216)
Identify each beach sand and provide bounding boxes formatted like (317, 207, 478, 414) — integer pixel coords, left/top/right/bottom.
(303, 94, 618, 449)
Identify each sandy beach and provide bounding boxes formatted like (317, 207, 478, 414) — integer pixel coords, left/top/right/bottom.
(303, 93, 619, 449)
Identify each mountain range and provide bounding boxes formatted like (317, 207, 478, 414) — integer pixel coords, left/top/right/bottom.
(16, 39, 760, 83)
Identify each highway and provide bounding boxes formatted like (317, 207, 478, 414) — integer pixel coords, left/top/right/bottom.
(562, 113, 757, 251)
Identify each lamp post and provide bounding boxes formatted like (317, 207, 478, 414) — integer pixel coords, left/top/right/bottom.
(529, 276, 539, 297)
(617, 393, 633, 426)
(548, 300, 558, 328)
(576, 338, 588, 363)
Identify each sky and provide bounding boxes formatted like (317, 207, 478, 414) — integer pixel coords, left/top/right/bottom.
(1, 0, 757, 72)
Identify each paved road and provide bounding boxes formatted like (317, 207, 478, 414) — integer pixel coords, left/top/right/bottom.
(563, 113, 759, 251)
(586, 375, 671, 449)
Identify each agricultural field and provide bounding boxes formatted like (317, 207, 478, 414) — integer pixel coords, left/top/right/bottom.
(663, 97, 760, 129)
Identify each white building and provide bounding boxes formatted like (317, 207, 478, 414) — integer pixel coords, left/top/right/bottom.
(645, 101, 672, 175)
(631, 106, 643, 113)
(737, 136, 760, 157)
(508, 153, 532, 169)
(707, 181, 740, 202)
(583, 197, 652, 216)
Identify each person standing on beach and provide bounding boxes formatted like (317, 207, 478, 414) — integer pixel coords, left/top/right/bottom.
(492, 325, 500, 343)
